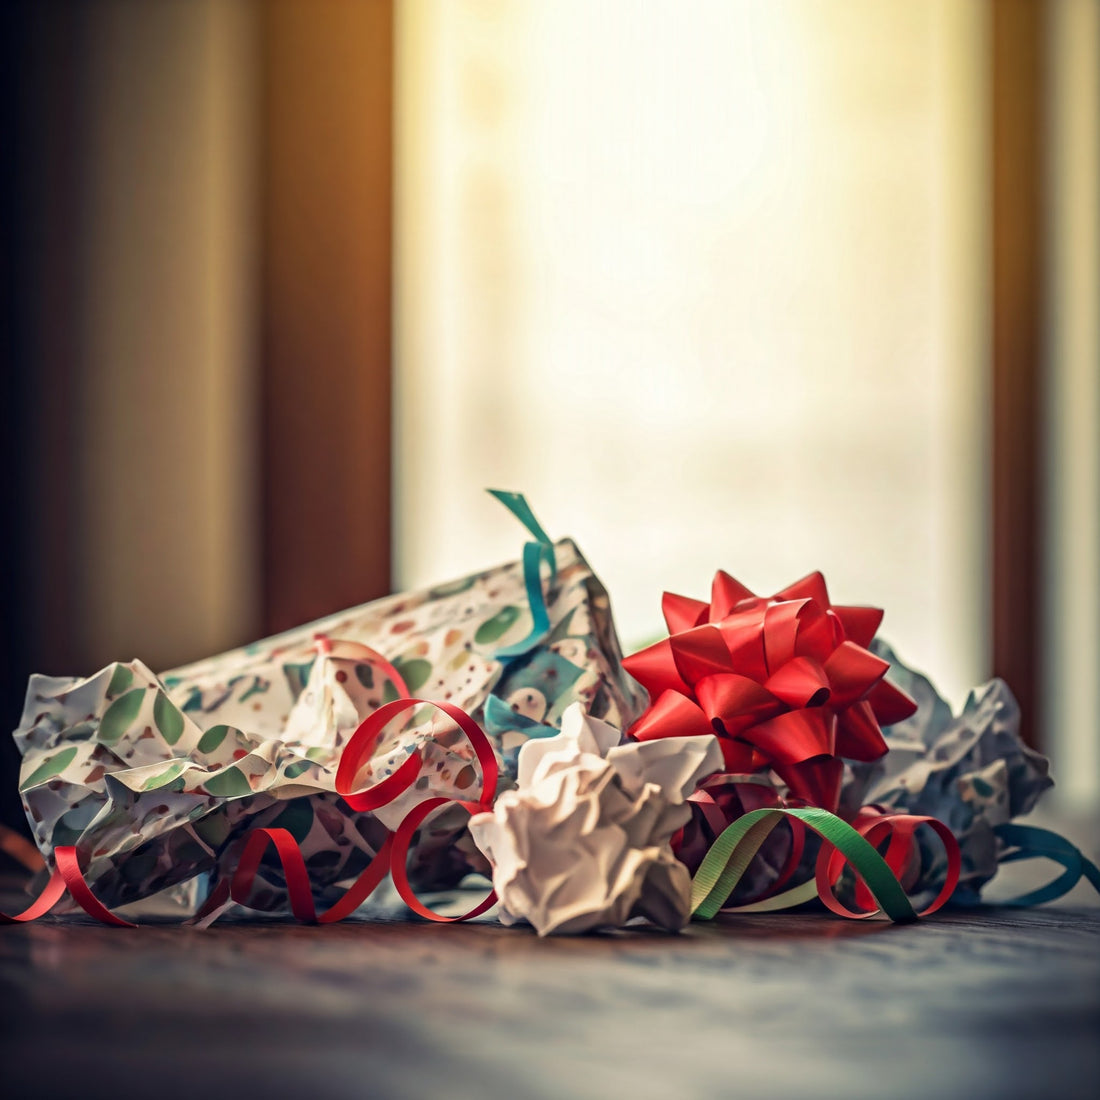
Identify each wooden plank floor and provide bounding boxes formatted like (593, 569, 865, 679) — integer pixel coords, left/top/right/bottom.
(2, 885, 1097, 1100)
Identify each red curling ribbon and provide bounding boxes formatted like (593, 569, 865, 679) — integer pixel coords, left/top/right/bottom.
(1, 846, 136, 926)
(312, 635, 410, 699)
(56, 847, 138, 927)
(623, 570, 917, 813)
(335, 697, 499, 812)
(816, 807, 960, 919)
(7, 688, 500, 928)
(390, 797, 498, 922)
(226, 828, 395, 924)
(335, 699, 500, 923)
(214, 697, 498, 925)
(1, 866, 68, 924)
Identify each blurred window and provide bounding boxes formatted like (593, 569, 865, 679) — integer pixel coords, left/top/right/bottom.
(395, 0, 988, 706)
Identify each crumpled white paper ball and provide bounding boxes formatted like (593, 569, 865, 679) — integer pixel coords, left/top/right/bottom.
(468, 702, 722, 935)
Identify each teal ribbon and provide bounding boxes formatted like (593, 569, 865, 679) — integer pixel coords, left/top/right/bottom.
(488, 490, 556, 660)
(481, 694, 558, 739)
(988, 823, 1100, 907)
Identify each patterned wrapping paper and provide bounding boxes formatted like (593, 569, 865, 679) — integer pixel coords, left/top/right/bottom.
(14, 537, 648, 913)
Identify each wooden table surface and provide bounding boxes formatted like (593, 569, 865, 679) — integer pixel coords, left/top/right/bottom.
(2, 879, 1098, 1100)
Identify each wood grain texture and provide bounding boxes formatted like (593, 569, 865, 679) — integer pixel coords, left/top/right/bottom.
(1, 898, 1096, 1099)
(260, 0, 394, 635)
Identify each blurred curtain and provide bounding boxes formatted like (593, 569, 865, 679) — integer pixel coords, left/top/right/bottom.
(1041, 0, 1099, 808)
(1, 0, 262, 838)
(0, 0, 394, 838)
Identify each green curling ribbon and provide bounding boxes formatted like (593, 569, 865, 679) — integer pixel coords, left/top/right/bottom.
(690, 806, 918, 923)
(488, 489, 557, 660)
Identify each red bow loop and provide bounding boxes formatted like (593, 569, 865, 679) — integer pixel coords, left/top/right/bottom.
(763, 656, 830, 710)
(625, 570, 917, 814)
(668, 624, 736, 684)
(621, 637, 692, 698)
(709, 570, 757, 619)
(773, 570, 830, 606)
(835, 699, 891, 761)
(749, 708, 837, 765)
(662, 590, 710, 634)
(832, 604, 884, 648)
(773, 756, 845, 814)
(822, 640, 890, 708)
(694, 673, 780, 735)
(629, 689, 715, 742)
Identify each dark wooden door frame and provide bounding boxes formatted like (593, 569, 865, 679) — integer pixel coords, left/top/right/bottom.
(991, 0, 1047, 749)
(259, 0, 394, 636)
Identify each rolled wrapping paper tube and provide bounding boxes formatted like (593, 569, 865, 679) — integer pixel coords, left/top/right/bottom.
(4, 489, 643, 928)
(3, 697, 501, 927)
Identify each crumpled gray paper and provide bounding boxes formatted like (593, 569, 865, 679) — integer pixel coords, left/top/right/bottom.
(842, 641, 1053, 901)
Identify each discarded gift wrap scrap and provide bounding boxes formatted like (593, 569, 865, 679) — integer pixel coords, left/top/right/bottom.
(4, 491, 1098, 933)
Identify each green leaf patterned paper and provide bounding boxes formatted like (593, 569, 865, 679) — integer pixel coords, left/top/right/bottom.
(154, 692, 185, 745)
(202, 766, 252, 798)
(20, 746, 79, 790)
(12, 532, 647, 916)
(99, 689, 146, 744)
(107, 663, 134, 697)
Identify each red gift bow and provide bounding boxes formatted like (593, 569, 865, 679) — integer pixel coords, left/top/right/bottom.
(622, 570, 917, 814)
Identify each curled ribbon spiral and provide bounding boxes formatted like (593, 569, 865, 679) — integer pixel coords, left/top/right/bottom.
(3, 647, 500, 928)
(689, 805, 962, 921)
